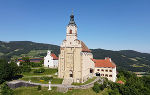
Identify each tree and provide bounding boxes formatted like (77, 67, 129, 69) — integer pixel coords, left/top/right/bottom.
(1, 82, 13, 95)
(0, 59, 11, 84)
(108, 88, 120, 95)
(9, 62, 21, 78)
(92, 82, 100, 93)
(37, 85, 41, 91)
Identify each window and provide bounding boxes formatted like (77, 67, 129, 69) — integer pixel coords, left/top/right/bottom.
(105, 70, 108, 72)
(97, 69, 100, 71)
(90, 68, 93, 73)
(109, 70, 112, 72)
(105, 74, 108, 77)
(101, 74, 104, 76)
(48, 60, 49, 62)
(69, 30, 72, 34)
(101, 69, 104, 72)
(109, 75, 112, 77)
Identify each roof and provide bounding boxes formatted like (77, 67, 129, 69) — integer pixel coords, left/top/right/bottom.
(91, 57, 116, 68)
(51, 53, 58, 60)
(117, 80, 124, 84)
(81, 41, 91, 52)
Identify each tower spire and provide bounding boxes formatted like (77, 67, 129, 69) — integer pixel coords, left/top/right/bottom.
(68, 10, 76, 26)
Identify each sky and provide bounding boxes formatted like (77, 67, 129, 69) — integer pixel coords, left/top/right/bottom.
(0, 0, 150, 53)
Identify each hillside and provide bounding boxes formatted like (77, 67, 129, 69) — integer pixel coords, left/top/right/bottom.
(0, 41, 60, 59)
(0, 41, 150, 72)
(92, 49, 150, 72)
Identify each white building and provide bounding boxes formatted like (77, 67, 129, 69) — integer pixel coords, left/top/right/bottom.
(44, 50, 58, 68)
(92, 57, 117, 82)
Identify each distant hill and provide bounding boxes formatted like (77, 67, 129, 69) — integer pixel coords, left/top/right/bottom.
(0, 41, 150, 72)
(0, 41, 60, 59)
(92, 49, 150, 72)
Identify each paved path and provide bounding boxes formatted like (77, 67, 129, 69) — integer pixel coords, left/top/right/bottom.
(23, 75, 52, 78)
(8, 77, 101, 89)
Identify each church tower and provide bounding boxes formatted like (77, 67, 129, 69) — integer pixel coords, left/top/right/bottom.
(58, 13, 94, 83)
(66, 13, 77, 41)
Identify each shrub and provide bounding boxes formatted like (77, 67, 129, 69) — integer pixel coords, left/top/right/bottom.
(30, 62, 42, 67)
(37, 85, 41, 91)
(21, 66, 31, 72)
(92, 82, 100, 93)
(99, 84, 105, 90)
(108, 88, 120, 95)
(40, 76, 53, 81)
(33, 68, 45, 73)
(1, 82, 14, 95)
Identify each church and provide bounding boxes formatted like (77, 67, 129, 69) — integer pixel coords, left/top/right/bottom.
(44, 50, 58, 68)
(58, 13, 117, 83)
(58, 13, 95, 83)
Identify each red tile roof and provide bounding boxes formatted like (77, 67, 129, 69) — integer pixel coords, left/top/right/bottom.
(51, 53, 58, 60)
(117, 80, 124, 84)
(91, 57, 116, 68)
(18, 58, 43, 63)
(81, 41, 91, 52)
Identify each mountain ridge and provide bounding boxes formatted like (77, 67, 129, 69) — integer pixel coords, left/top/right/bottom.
(0, 41, 150, 72)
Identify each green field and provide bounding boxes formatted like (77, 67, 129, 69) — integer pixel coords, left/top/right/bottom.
(20, 50, 47, 57)
(21, 77, 63, 84)
(23, 68, 58, 77)
(12, 50, 48, 58)
(13, 86, 108, 95)
(20, 68, 61, 84)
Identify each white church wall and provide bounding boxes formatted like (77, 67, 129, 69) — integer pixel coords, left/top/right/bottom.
(44, 50, 58, 68)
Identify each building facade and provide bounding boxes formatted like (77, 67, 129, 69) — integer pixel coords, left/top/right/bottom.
(44, 50, 58, 68)
(58, 14, 95, 83)
(92, 57, 117, 82)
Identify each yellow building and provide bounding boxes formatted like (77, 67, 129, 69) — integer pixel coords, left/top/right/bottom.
(58, 13, 95, 83)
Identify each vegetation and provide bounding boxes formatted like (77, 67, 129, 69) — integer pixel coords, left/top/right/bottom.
(13, 86, 107, 95)
(92, 49, 150, 72)
(0, 82, 14, 95)
(21, 77, 63, 84)
(92, 82, 100, 93)
(92, 70, 150, 95)
(0, 59, 22, 84)
(22, 68, 57, 76)
(0, 41, 59, 60)
(33, 68, 45, 73)
(20, 66, 31, 73)
(37, 85, 41, 91)
(0, 41, 150, 72)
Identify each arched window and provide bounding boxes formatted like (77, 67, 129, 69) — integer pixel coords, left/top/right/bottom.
(69, 29, 72, 34)
(69, 70, 73, 77)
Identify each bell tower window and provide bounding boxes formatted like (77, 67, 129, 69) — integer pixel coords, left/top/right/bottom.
(69, 30, 72, 34)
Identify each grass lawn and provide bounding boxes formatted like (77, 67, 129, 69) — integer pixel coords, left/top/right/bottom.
(13, 86, 108, 95)
(21, 77, 63, 84)
(72, 77, 97, 86)
(22, 68, 58, 77)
